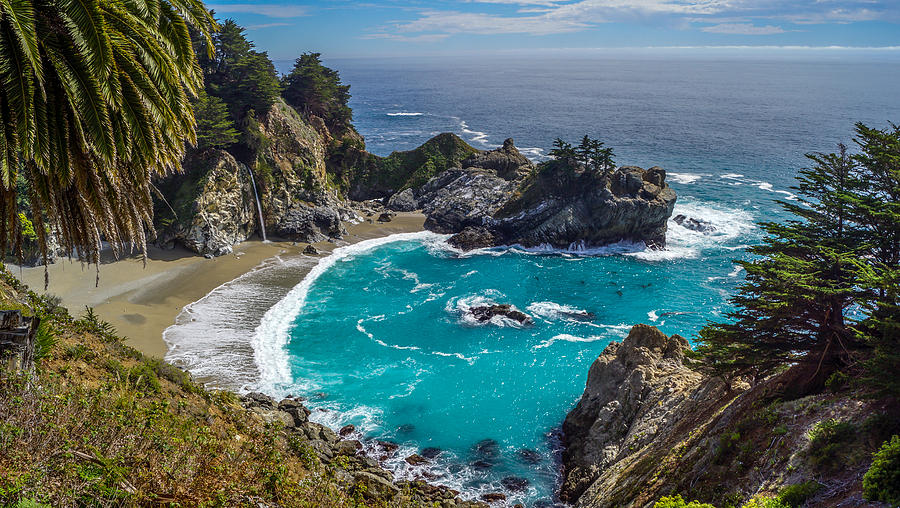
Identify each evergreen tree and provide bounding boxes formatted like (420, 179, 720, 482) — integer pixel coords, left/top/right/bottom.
(695, 144, 866, 384)
(851, 123, 900, 396)
(199, 19, 281, 119)
(282, 53, 353, 133)
(193, 91, 239, 150)
(549, 138, 576, 162)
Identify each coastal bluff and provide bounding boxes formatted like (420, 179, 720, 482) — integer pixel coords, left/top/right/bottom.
(560, 325, 887, 507)
(392, 138, 678, 251)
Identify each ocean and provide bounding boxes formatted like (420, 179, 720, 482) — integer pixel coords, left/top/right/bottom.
(166, 55, 900, 506)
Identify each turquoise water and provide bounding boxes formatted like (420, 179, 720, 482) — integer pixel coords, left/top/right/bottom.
(256, 190, 763, 505)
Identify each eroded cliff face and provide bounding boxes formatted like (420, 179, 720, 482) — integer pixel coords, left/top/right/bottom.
(154, 99, 355, 255)
(561, 325, 891, 508)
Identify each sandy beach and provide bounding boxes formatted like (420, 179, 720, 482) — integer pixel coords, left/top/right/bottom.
(12, 213, 425, 358)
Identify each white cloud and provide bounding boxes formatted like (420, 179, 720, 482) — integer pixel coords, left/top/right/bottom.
(368, 0, 898, 42)
(247, 22, 293, 29)
(208, 3, 308, 18)
(702, 23, 786, 34)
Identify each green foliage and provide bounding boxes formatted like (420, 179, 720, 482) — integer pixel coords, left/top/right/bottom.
(741, 496, 789, 508)
(806, 418, 857, 472)
(198, 19, 281, 120)
(342, 133, 478, 198)
(282, 53, 353, 134)
(695, 123, 900, 389)
(0, 0, 214, 266)
(777, 481, 821, 507)
(863, 435, 900, 505)
(192, 90, 239, 150)
(654, 495, 716, 508)
(549, 136, 615, 172)
(31, 320, 57, 363)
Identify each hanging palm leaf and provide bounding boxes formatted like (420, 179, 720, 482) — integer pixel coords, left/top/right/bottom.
(0, 0, 213, 271)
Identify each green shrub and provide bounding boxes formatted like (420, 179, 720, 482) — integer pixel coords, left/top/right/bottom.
(32, 320, 57, 362)
(863, 435, 900, 505)
(806, 418, 856, 472)
(741, 496, 789, 508)
(778, 481, 821, 507)
(654, 495, 716, 508)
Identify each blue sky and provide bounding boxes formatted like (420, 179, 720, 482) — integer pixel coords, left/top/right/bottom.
(206, 0, 900, 59)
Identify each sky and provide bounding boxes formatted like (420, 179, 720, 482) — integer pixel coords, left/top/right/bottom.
(205, 0, 900, 59)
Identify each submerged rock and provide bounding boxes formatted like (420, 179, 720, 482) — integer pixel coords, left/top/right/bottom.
(500, 476, 530, 492)
(469, 304, 534, 326)
(673, 214, 716, 233)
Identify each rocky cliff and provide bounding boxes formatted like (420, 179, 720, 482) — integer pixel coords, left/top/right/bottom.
(560, 325, 896, 508)
(154, 99, 357, 255)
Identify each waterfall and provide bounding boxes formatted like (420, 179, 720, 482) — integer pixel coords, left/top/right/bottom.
(245, 166, 267, 242)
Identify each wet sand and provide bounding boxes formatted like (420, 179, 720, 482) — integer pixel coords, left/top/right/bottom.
(12, 213, 425, 358)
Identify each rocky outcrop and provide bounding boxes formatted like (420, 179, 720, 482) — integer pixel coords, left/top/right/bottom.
(155, 149, 256, 257)
(154, 99, 358, 255)
(239, 392, 487, 508)
(386, 188, 417, 211)
(561, 324, 712, 504)
(416, 141, 677, 250)
(469, 304, 534, 326)
(419, 168, 520, 233)
(461, 138, 534, 180)
(559, 324, 885, 508)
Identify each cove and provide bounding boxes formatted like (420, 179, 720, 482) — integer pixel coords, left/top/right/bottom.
(253, 195, 760, 505)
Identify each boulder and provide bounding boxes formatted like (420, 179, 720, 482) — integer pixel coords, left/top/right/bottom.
(353, 471, 399, 500)
(377, 212, 395, 222)
(339, 424, 355, 436)
(303, 244, 319, 255)
(386, 188, 417, 211)
(469, 304, 533, 326)
(673, 214, 716, 234)
(447, 226, 497, 250)
(405, 454, 428, 466)
(275, 204, 344, 242)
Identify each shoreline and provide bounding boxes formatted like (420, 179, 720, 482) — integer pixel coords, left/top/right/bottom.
(12, 212, 426, 358)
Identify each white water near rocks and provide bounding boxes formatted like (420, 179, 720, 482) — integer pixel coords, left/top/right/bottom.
(246, 166, 267, 241)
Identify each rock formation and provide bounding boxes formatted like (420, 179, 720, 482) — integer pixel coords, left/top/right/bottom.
(561, 324, 712, 504)
(559, 324, 882, 507)
(413, 140, 677, 250)
(154, 100, 357, 255)
(468, 304, 534, 326)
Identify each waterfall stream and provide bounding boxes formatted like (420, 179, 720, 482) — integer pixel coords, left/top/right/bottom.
(246, 166, 267, 242)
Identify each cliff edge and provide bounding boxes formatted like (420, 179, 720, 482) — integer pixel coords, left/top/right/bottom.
(561, 325, 897, 508)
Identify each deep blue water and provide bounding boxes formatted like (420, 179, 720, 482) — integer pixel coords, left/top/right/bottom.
(252, 56, 900, 506)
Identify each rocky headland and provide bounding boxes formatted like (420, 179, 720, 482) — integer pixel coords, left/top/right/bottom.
(389, 138, 677, 251)
(559, 324, 894, 508)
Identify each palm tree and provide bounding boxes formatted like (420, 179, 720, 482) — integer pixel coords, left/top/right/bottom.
(0, 0, 213, 269)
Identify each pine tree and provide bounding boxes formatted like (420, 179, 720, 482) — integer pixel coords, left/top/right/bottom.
(695, 144, 866, 385)
(193, 91, 239, 150)
(282, 53, 353, 133)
